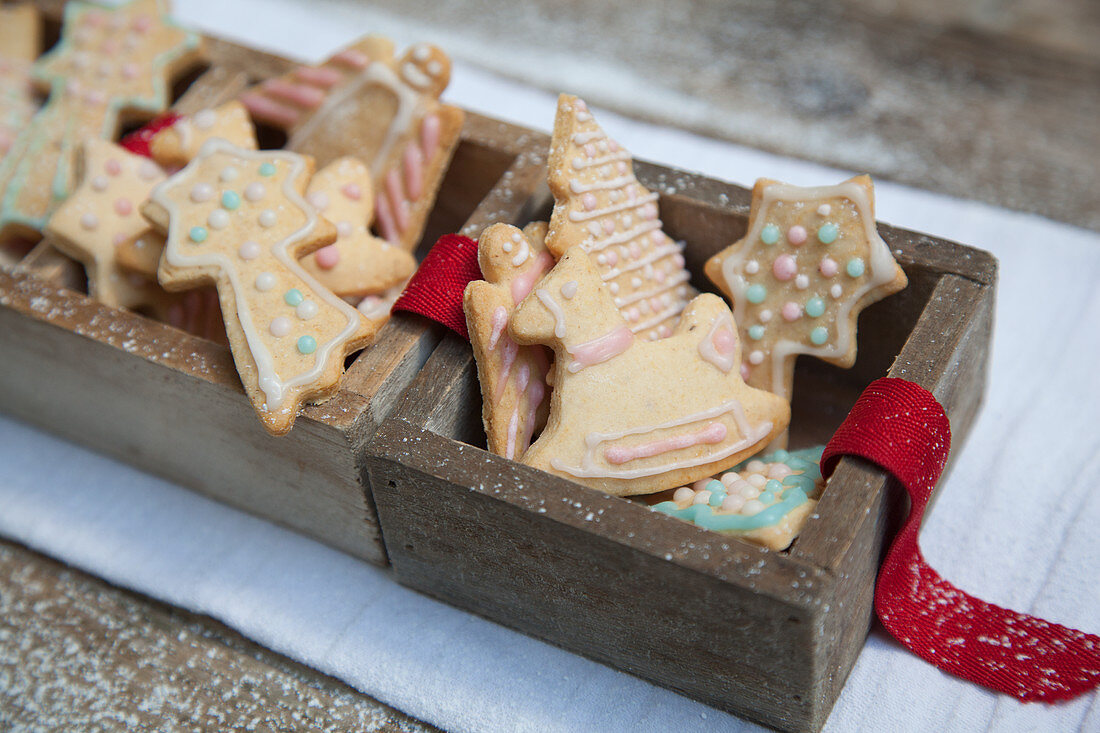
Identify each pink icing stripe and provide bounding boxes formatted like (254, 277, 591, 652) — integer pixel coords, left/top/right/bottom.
(488, 306, 509, 349)
(240, 92, 302, 127)
(332, 49, 369, 69)
(262, 79, 325, 108)
(510, 251, 554, 304)
(495, 338, 518, 400)
(403, 142, 424, 200)
(294, 66, 344, 88)
(522, 377, 545, 452)
(604, 422, 729, 465)
(374, 191, 399, 243)
(567, 326, 634, 373)
(420, 114, 441, 158)
(505, 410, 519, 460)
(385, 168, 410, 232)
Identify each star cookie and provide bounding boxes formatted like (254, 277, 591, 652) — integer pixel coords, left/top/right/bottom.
(705, 175, 908, 403)
(464, 222, 554, 461)
(546, 94, 697, 342)
(0, 0, 203, 242)
(239, 35, 464, 252)
(299, 156, 417, 299)
(149, 100, 257, 169)
(142, 140, 377, 434)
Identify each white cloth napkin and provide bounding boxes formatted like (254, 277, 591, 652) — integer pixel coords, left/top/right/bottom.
(2, 2, 1097, 730)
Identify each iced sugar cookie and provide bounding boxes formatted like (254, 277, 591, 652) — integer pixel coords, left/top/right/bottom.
(510, 245, 789, 496)
(149, 100, 257, 169)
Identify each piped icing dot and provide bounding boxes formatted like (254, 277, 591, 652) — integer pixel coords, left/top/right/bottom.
(786, 225, 807, 245)
(810, 326, 829, 345)
(846, 257, 865, 277)
(746, 283, 767, 304)
(207, 209, 230, 229)
(258, 162, 276, 177)
(270, 316, 292, 337)
(819, 257, 839, 277)
(817, 223, 839, 244)
(817, 204, 831, 216)
(341, 183, 361, 200)
(105, 159, 121, 176)
(284, 288, 304, 307)
(80, 213, 98, 230)
(781, 301, 802, 321)
(296, 300, 319, 320)
(336, 221, 353, 238)
(255, 272, 276, 291)
(830, 283, 843, 298)
(561, 280, 578, 299)
(259, 210, 277, 228)
(581, 193, 597, 211)
(189, 183, 213, 203)
(307, 191, 327, 210)
(760, 223, 780, 244)
(238, 241, 261, 260)
(744, 260, 759, 275)
(297, 335, 317, 355)
(113, 198, 132, 216)
(758, 309, 773, 323)
(189, 226, 207, 243)
(245, 182, 266, 201)
(748, 350, 764, 365)
(805, 296, 826, 318)
(221, 191, 240, 210)
(91, 176, 109, 191)
(772, 254, 797, 281)
(220, 166, 239, 182)
(138, 161, 160, 180)
(748, 325, 765, 340)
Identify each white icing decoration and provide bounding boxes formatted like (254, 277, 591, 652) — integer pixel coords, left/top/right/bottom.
(818, 204, 831, 216)
(297, 300, 319, 319)
(220, 166, 239, 182)
(190, 184, 213, 203)
(91, 176, 109, 191)
(245, 182, 265, 201)
(259, 210, 277, 228)
(152, 140, 363, 412)
(255, 272, 276, 291)
(401, 61, 432, 89)
(560, 280, 578, 299)
(511, 236, 530, 266)
(238, 241, 260, 260)
(535, 288, 568, 338)
(194, 109, 217, 130)
(80, 213, 98, 230)
(697, 312, 737, 373)
(831, 283, 843, 298)
(270, 316, 291, 337)
(208, 209, 230, 229)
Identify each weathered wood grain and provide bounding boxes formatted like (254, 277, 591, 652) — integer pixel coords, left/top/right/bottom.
(368, 160, 997, 731)
(0, 539, 436, 733)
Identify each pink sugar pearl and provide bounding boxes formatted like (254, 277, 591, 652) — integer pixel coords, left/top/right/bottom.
(819, 257, 839, 277)
(315, 245, 340, 269)
(787, 225, 807, 245)
(772, 254, 798, 281)
(781, 301, 802, 321)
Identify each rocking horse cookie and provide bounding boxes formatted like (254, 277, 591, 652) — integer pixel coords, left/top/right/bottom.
(510, 245, 789, 496)
(299, 156, 417, 299)
(239, 35, 464, 252)
(464, 222, 554, 461)
(705, 175, 907, 403)
(546, 95, 697, 342)
(142, 139, 377, 434)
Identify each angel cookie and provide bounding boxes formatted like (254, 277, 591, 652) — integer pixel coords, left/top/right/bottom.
(705, 176, 907, 402)
(546, 95, 697, 342)
(299, 156, 417, 299)
(0, 0, 203, 243)
(464, 222, 554, 461)
(509, 245, 789, 496)
(240, 36, 464, 252)
(142, 139, 376, 434)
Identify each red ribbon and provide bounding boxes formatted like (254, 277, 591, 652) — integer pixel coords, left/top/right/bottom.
(119, 112, 182, 158)
(392, 233, 481, 340)
(823, 378, 1100, 702)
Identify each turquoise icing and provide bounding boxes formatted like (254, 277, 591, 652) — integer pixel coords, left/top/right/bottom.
(284, 288, 304, 306)
(746, 283, 767, 304)
(652, 446, 825, 532)
(748, 324, 765, 340)
(297, 335, 317, 355)
(817, 223, 839, 244)
(805, 296, 825, 318)
(760, 223, 780, 244)
(846, 257, 865, 278)
(810, 326, 829, 345)
(259, 162, 277, 177)
(221, 190, 241, 210)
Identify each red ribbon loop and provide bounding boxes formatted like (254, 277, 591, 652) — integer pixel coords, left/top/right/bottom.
(392, 233, 481, 340)
(823, 377, 1100, 702)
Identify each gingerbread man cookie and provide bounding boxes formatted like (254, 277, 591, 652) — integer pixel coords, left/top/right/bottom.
(149, 100, 257, 169)
(44, 139, 168, 309)
(509, 245, 789, 496)
(299, 156, 417, 298)
(0, 4, 41, 162)
(705, 175, 907, 402)
(546, 95, 697, 342)
(0, 0, 203, 243)
(240, 36, 464, 252)
(142, 139, 377, 434)
(464, 222, 555, 461)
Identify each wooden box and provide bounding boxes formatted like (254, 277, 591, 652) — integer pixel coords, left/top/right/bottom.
(366, 158, 997, 729)
(0, 26, 545, 565)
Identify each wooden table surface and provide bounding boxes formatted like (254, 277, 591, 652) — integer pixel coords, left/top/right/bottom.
(3, 0, 1098, 729)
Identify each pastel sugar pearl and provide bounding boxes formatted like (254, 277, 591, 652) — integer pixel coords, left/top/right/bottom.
(746, 283, 768, 304)
(258, 162, 276, 177)
(847, 258, 866, 277)
(297, 335, 317, 355)
(189, 226, 207, 243)
(238, 241, 261, 260)
(80, 213, 99, 230)
(772, 254, 797, 281)
(284, 288, 304, 307)
(786, 225, 807, 245)
(270, 317, 292, 337)
(673, 487, 694, 504)
(315, 245, 340, 269)
(255, 272, 276, 291)
(748, 325, 765, 340)
(721, 494, 746, 513)
(296, 301, 319, 320)
(805, 296, 826, 318)
(817, 223, 839, 244)
(113, 198, 132, 216)
(245, 182, 265, 201)
(760, 223, 780, 244)
(810, 326, 829, 345)
(692, 491, 712, 506)
(221, 190, 241, 210)
(819, 257, 839, 277)
(781, 301, 802, 321)
(189, 184, 213, 203)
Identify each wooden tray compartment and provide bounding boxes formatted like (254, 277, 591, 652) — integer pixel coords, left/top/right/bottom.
(366, 161, 997, 730)
(0, 25, 546, 565)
